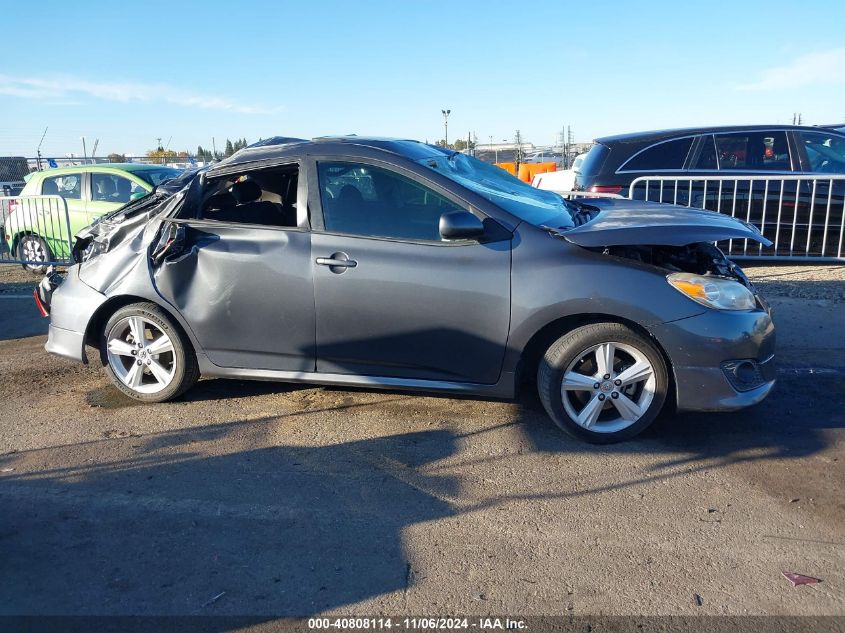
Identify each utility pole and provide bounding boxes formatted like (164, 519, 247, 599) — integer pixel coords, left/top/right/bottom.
(81, 137, 87, 163)
(514, 129, 523, 167)
(212, 137, 217, 159)
(441, 109, 451, 146)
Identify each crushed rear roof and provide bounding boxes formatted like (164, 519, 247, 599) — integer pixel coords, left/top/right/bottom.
(211, 136, 448, 172)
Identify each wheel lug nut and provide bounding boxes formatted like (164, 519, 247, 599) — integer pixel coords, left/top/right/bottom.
(611, 392, 619, 399)
(614, 379, 621, 386)
(131, 350, 136, 356)
(136, 360, 142, 366)
(603, 374, 610, 380)
(598, 394, 606, 401)
(593, 383, 601, 389)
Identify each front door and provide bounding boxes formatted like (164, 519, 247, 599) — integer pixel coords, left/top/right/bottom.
(311, 160, 511, 384)
(87, 172, 145, 225)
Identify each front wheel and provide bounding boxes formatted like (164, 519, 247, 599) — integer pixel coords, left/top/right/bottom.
(538, 323, 668, 443)
(102, 302, 199, 403)
(18, 234, 51, 274)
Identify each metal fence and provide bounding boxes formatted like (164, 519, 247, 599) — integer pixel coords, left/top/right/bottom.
(0, 195, 74, 267)
(629, 175, 845, 261)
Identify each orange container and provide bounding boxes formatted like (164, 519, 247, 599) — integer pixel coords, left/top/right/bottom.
(494, 162, 516, 176)
(517, 163, 532, 182)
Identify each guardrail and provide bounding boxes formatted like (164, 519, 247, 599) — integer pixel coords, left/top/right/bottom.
(629, 175, 845, 261)
(0, 195, 75, 270)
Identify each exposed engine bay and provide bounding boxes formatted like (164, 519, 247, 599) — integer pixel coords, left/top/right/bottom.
(591, 242, 753, 287)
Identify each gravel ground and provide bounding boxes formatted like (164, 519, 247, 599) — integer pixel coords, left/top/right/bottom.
(743, 263, 845, 302)
(0, 261, 843, 618)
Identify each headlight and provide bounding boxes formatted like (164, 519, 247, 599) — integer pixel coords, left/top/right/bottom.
(667, 272, 756, 311)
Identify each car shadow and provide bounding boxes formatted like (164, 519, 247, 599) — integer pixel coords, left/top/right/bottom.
(0, 420, 459, 617)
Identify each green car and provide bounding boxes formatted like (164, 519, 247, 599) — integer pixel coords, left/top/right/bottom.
(4, 163, 181, 272)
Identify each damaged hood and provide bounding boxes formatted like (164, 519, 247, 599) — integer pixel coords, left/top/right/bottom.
(559, 197, 772, 247)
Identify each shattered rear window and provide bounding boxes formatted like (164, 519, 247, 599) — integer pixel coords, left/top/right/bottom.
(420, 151, 575, 229)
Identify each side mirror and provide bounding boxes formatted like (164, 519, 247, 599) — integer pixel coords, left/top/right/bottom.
(439, 210, 484, 240)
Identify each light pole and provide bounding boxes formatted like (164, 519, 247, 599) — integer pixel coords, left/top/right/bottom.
(441, 109, 451, 146)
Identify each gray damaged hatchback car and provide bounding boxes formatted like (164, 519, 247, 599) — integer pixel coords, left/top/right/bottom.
(36, 137, 776, 442)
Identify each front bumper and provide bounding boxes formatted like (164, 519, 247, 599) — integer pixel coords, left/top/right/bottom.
(43, 265, 107, 364)
(648, 307, 776, 412)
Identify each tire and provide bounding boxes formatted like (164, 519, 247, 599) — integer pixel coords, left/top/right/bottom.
(101, 302, 199, 403)
(537, 322, 668, 443)
(18, 234, 51, 275)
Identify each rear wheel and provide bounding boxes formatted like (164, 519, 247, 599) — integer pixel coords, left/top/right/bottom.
(538, 323, 668, 443)
(18, 234, 51, 274)
(102, 302, 199, 403)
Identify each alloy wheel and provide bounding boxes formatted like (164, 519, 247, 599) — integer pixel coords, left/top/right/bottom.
(106, 316, 177, 394)
(560, 341, 656, 434)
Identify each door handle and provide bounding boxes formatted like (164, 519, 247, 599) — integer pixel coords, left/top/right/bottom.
(316, 252, 357, 269)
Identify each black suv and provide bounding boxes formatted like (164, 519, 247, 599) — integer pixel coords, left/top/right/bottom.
(574, 125, 845, 257)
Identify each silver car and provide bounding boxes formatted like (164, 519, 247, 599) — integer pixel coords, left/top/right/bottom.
(36, 137, 775, 442)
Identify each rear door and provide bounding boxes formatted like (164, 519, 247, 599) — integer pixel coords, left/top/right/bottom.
(153, 162, 315, 372)
(309, 158, 512, 384)
(794, 129, 845, 257)
(39, 172, 85, 258)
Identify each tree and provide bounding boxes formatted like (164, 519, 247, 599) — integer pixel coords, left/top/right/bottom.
(435, 139, 454, 149)
(196, 146, 215, 161)
(107, 153, 127, 163)
(224, 139, 235, 157)
(146, 148, 178, 164)
(452, 138, 475, 152)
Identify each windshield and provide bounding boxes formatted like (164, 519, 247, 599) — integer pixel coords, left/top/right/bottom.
(419, 151, 575, 229)
(136, 168, 182, 187)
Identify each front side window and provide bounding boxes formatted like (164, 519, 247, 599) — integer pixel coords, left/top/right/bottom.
(799, 131, 845, 173)
(92, 173, 144, 203)
(620, 137, 694, 171)
(41, 173, 81, 199)
(715, 131, 791, 171)
(317, 162, 462, 241)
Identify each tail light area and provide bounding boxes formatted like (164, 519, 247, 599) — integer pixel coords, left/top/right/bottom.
(589, 185, 624, 195)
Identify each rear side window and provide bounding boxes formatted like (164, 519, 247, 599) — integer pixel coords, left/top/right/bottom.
(620, 138, 693, 171)
(798, 131, 845, 173)
(715, 131, 791, 171)
(41, 173, 81, 199)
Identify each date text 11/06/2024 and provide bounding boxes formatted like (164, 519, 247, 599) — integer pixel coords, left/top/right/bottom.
(307, 617, 528, 630)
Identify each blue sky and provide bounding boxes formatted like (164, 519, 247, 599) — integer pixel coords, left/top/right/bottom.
(1, 0, 844, 157)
